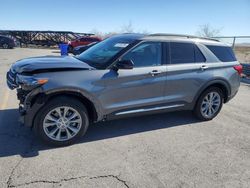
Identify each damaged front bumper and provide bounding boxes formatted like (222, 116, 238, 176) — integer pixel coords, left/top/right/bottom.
(7, 70, 48, 127)
(17, 87, 46, 127)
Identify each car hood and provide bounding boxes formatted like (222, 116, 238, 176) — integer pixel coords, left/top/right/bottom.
(11, 55, 94, 74)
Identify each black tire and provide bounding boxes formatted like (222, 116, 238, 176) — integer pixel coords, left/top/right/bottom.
(34, 97, 89, 147)
(193, 87, 224, 121)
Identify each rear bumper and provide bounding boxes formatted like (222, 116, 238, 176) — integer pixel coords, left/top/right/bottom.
(226, 88, 239, 102)
(226, 74, 241, 102)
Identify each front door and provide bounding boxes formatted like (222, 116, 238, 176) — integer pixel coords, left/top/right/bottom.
(100, 42, 167, 115)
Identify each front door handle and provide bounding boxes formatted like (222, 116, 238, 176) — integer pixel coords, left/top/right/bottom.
(200, 65, 208, 71)
(149, 70, 162, 76)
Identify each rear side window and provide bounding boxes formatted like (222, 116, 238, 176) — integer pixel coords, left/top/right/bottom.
(170, 42, 206, 64)
(205, 45, 236, 62)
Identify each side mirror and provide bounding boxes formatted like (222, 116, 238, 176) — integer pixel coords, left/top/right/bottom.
(115, 60, 134, 70)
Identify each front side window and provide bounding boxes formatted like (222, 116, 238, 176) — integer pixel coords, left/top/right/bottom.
(77, 36, 140, 68)
(121, 42, 162, 67)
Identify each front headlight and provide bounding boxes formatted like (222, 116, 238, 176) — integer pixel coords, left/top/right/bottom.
(17, 75, 48, 90)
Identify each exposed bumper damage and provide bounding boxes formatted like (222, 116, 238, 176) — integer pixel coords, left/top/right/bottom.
(6, 70, 45, 127)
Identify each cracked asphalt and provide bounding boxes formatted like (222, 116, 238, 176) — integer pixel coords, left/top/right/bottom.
(0, 48, 250, 188)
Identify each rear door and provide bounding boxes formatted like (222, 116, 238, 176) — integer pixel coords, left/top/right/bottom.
(164, 42, 212, 106)
(100, 42, 168, 115)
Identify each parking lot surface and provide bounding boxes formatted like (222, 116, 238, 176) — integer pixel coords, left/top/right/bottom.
(0, 48, 250, 188)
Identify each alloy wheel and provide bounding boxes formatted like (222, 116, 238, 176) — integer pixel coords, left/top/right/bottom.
(43, 106, 82, 141)
(200, 91, 221, 118)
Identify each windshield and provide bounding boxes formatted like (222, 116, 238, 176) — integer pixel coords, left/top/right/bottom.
(77, 35, 142, 68)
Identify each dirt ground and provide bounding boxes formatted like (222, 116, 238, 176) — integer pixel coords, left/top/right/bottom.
(234, 46, 250, 63)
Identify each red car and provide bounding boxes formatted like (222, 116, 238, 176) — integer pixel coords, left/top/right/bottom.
(68, 36, 101, 52)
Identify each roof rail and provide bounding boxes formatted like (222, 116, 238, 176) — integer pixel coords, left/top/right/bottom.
(148, 33, 219, 42)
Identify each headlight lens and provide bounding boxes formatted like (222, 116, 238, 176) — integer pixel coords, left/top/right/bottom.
(17, 75, 48, 89)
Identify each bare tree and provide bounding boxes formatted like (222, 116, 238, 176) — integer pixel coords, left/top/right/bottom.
(89, 21, 150, 39)
(138, 29, 150, 35)
(120, 21, 134, 33)
(89, 28, 103, 37)
(89, 29, 118, 39)
(196, 24, 222, 37)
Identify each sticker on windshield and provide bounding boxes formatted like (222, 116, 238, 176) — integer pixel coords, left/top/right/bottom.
(114, 43, 129, 48)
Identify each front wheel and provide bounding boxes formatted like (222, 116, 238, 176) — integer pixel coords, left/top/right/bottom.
(2, 43, 9, 49)
(34, 97, 89, 146)
(194, 87, 224, 121)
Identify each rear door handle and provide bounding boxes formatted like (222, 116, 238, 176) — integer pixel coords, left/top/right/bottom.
(149, 70, 162, 76)
(200, 65, 208, 71)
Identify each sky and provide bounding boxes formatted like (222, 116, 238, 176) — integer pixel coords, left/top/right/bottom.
(0, 0, 249, 36)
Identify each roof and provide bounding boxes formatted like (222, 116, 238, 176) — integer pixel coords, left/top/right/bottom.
(115, 33, 223, 44)
(147, 33, 219, 41)
(111, 33, 230, 46)
(141, 33, 228, 46)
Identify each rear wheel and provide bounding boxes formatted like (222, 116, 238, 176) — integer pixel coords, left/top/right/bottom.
(194, 87, 224, 121)
(34, 97, 89, 146)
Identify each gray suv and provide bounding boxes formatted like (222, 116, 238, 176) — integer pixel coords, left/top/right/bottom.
(7, 34, 242, 146)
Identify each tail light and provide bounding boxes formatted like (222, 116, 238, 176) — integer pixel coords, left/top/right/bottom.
(233, 65, 243, 76)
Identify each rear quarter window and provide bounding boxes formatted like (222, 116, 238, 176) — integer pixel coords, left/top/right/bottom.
(195, 45, 206, 62)
(206, 45, 236, 62)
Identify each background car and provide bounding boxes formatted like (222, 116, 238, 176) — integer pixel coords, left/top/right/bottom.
(0, 35, 15, 49)
(68, 36, 101, 52)
(72, 42, 98, 55)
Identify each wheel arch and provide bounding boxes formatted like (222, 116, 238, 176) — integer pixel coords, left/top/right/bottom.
(193, 79, 231, 106)
(46, 91, 99, 122)
(30, 88, 102, 128)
